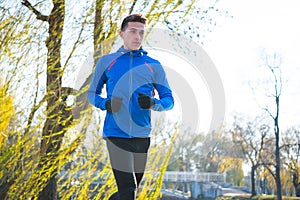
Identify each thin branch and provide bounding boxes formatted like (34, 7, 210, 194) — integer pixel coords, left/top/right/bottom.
(278, 68, 283, 96)
(61, 87, 75, 96)
(22, 0, 49, 22)
(24, 93, 48, 135)
(129, 0, 138, 14)
(62, 20, 86, 74)
(263, 107, 275, 120)
(262, 161, 276, 179)
(280, 143, 299, 150)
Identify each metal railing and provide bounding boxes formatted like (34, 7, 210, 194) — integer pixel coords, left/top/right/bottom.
(163, 171, 226, 183)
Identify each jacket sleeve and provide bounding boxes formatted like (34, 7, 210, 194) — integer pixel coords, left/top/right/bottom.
(152, 64, 174, 111)
(87, 58, 108, 110)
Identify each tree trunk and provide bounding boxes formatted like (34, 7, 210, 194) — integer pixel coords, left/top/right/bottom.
(251, 165, 257, 196)
(0, 181, 14, 200)
(94, 0, 105, 61)
(293, 172, 300, 197)
(274, 96, 282, 200)
(38, 177, 58, 200)
(38, 1, 67, 199)
(296, 185, 300, 197)
(275, 136, 282, 200)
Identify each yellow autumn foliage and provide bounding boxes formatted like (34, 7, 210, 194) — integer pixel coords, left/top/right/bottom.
(0, 82, 15, 146)
(219, 156, 242, 173)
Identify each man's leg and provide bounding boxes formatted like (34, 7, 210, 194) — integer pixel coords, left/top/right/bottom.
(106, 138, 137, 200)
(133, 138, 150, 187)
(134, 152, 148, 187)
(108, 192, 119, 200)
(111, 169, 136, 199)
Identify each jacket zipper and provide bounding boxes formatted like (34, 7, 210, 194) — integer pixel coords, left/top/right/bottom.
(129, 51, 133, 137)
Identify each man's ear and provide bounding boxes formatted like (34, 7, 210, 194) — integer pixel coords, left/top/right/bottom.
(119, 31, 124, 39)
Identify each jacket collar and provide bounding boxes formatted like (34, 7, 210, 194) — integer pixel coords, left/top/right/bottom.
(117, 46, 148, 57)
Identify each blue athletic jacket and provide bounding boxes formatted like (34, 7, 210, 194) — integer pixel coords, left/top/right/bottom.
(88, 46, 174, 138)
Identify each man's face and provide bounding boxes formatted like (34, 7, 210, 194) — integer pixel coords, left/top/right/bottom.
(120, 22, 145, 50)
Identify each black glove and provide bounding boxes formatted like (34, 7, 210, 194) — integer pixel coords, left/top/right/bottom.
(138, 93, 155, 109)
(106, 97, 123, 113)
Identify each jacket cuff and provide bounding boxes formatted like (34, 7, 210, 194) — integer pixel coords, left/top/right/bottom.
(152, 99, 163, 111)
(99, 99, 109, 110)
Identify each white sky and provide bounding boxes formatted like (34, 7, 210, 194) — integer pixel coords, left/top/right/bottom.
(203, 0, 300, 129)
(76, 0, 300, 134)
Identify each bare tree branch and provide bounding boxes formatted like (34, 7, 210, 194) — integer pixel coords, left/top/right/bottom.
(62, 19, 86, 74)
(24, 93, 47, 135)
(263, 106, 275, 120)
(22, 0, 49, 22)
(129, 0, 138, 14)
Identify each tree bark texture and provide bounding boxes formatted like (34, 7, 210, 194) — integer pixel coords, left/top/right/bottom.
(274, 96, 282, 200)
(38, 1, 70, 199)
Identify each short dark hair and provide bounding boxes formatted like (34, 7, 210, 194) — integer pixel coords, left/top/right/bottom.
(121, 14, 147, 32)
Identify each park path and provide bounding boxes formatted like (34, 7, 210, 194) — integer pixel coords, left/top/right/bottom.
(221, 186, 250, 197)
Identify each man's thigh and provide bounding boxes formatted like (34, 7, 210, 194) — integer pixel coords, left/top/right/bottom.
(106, 138, 134, 173)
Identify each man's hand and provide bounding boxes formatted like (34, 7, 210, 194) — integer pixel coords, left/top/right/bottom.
(106, 97, 123, 113)
(138, 93, 155, 109)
